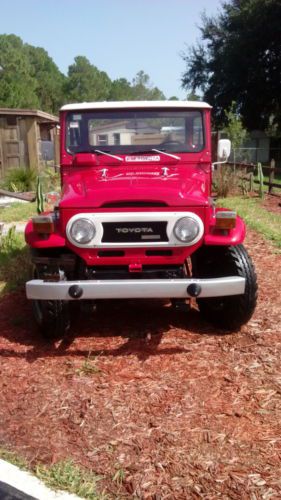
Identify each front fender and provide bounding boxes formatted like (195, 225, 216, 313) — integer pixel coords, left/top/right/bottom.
(25, 220, 66, 249)
(204, 215, 246, 246)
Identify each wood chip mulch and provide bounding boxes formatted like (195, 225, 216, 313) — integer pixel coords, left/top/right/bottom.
(261, 193, 281, 215)
(0, 229, 281, 499)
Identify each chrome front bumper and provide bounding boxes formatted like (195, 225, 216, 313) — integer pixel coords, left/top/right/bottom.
(26, 277, 245, 301)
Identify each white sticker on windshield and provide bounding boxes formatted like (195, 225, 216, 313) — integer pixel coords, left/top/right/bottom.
(125, 155, 160, 162)
(69, 121, 79, 128)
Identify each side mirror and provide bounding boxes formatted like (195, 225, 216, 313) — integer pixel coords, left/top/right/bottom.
(217, 139, 231, 161)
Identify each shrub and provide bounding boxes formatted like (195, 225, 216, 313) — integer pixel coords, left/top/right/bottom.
(212, 165, 240, 197)
(2, 167, 37, 192)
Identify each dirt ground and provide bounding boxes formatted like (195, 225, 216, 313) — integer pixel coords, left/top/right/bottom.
(0, 229, 281, 499)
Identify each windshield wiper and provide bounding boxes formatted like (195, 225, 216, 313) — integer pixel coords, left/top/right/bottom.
(151, 148, 180, 160)
(93, 149, 124, 162)
(126, 149, 180, 160)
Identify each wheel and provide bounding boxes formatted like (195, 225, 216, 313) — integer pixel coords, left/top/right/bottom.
(192, 244, 257, 330)
(32, 299, 70, 340)
(31, 267, 70, 339)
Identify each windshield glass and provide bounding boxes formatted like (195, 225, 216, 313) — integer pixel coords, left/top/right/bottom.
(66, 109, 204, 155)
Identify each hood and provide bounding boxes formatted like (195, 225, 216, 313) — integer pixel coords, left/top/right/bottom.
(59, 164, 209, 208)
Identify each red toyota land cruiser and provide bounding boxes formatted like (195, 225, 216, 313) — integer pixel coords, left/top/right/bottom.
(25, 101, 257, 338)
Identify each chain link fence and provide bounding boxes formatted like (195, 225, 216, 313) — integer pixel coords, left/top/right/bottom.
(230, 147, 281, 167)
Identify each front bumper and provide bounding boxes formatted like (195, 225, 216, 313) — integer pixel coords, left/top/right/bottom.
(26, 277, 245, 301)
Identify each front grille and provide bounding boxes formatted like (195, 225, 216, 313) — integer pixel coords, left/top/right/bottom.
(102, 221, 168, 243)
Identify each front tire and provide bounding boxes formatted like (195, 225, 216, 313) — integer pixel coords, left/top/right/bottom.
(32, 299, 70, 340)
(31, 265, 70, 340)
(192, 244, 257, 330)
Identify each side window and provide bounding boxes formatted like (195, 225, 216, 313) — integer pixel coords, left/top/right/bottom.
(192, 116, 203, 149)
(185, 113, 203, 151)
(67, 121, 82, 148)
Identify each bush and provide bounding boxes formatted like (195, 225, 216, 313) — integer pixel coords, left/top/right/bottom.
(2, 167, 37, 192)
(0, 227, 29, 293)
(41, 166, 60, 192)
(212, 165, 240, 197)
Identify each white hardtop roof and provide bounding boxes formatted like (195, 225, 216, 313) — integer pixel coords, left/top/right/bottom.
(60, 100, 211, 111)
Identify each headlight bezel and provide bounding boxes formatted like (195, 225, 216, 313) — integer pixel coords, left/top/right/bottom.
(69, 218, 96, 245)
(173, 216, 202, 244)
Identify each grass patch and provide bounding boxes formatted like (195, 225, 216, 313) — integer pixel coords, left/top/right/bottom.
(0, 227, 30, 294)
(253, 174, 281, 194)
(0, 448, 28, 470)
(0, 448, 106, 499)
(0, 202, 36, 223)
(217, 196, 281, 248)
(36, 460, 106, 499)
(76, 353, 102, 376)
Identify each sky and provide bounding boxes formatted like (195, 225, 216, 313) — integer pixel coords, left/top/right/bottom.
(0, 0, 222, 98)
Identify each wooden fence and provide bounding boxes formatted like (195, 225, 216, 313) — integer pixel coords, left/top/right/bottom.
(227, 159, 281, 195)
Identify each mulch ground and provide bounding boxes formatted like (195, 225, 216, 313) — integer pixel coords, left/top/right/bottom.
(0, 229, 281, 499)
(261, 193, 281, 214)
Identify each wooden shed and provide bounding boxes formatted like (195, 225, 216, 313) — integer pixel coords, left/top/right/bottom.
(0, 108, 59, 178)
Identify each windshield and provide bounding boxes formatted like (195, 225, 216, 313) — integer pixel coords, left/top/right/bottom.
(66, 109, 205, 155)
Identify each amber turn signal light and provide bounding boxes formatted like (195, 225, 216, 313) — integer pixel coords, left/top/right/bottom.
(215, 211, 236, 230)
(32, 215, 54, 234)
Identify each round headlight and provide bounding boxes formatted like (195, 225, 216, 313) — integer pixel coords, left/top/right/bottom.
(173, 217, 200, 243)
(70, 218, 95, 244)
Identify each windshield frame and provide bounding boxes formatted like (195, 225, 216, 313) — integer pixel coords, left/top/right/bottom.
(65, 108, 206, 156)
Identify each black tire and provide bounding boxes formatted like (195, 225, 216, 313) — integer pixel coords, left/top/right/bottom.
(31, 266, 70, 340)
(32, 299, 70, 340)
(192, 244, 258, 330)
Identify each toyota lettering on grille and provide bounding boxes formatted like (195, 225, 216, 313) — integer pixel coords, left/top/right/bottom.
(115, 227, 154, 234)
(102, 221, 169, 243)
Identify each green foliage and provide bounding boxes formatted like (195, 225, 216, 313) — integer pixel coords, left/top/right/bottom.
(0, 35, 39, 108)
(108, 77, 133, 101)
(182, 0, 281, 131)
(41, 167, 60, 192)
(36, 460, 105, 499)
(25, 45, 66, 114)
(36, 176, 44, 214)
(0, 34, 169, 114)
(186, 92, 201, 101)
(130, 70, 165, 100)
(0, 228, 29, 293)
(0, 202, 36, 223)
(224, 102, 248, 150)
(65, 56, 111, 102)
(2, 167, 37, 192)
(76, 353, 102, 377)
(218, 196, 281, 248)
(0, 448, 106, 500)
(212, 165, 239, 197)
(257, 162, 264, 198)
(0, 448, 28, 470)
(108, 71, 166, 102)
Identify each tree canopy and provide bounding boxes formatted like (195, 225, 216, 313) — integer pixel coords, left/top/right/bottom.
(181, 0, 281, 132)
(0, 35, 168, 114)
(0, 35, 39, 109)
